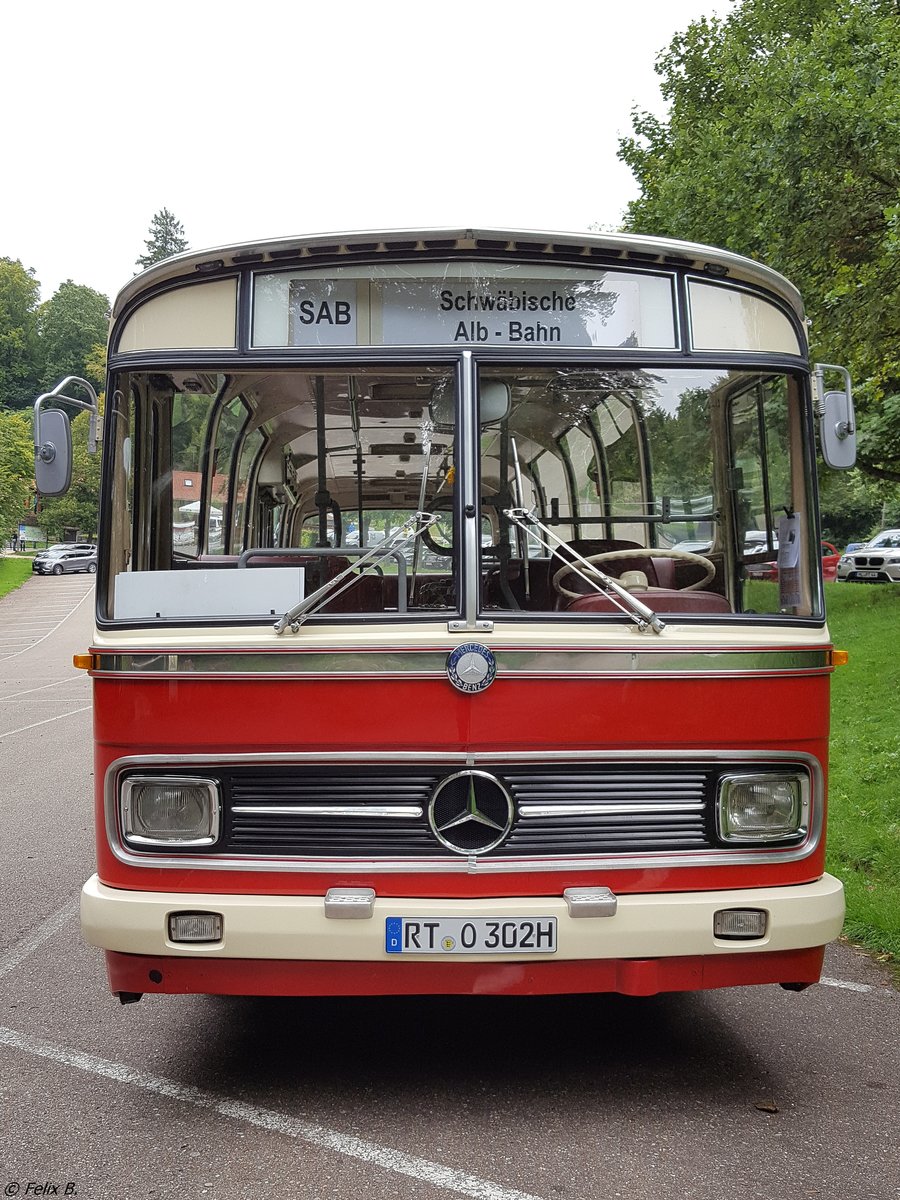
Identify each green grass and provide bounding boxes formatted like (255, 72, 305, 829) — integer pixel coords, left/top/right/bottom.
(825, 583, 900, 978)
(0, 556, 32, 599)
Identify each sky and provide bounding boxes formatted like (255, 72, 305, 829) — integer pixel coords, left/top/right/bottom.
(3, 0, 733, 306)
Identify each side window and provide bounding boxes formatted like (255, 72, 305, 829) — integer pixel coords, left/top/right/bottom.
(534, 450, 573, 542)
(728, 377, 812, 615)
(205, 398, 247, 556)
(563, 425, 601, 534)
(171, 390, 219, 557)
(230, 427, 265, 552)
(729, 384, 777, 551)
(596, 398, 646, 545)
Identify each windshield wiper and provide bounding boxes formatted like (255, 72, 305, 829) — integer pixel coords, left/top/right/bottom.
(274, 511, 440, 634)
(503, 507, 666, 635)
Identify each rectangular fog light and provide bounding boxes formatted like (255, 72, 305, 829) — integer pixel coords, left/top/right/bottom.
(168, 912, 223, 943)
(714, 909, 767, 939)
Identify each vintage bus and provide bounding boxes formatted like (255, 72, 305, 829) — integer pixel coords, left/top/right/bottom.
(35, 228, 857, 1002)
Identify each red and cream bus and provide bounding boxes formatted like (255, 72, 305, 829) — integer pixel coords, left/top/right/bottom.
(35, 228, 857, 1002)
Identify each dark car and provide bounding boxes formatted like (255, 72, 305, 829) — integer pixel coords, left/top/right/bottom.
(32, 544, 98, 576)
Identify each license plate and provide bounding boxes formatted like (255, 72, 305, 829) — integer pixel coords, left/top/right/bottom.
(385, 916, 557, 955)
(856, 570, 880, 578)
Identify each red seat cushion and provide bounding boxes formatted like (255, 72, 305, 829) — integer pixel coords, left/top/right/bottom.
(566, 589, 731, 615)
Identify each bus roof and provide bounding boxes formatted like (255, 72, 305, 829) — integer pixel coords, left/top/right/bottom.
(112, 227, 805, 321)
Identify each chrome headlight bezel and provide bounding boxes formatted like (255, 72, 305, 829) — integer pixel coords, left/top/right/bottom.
(120, 775, 221, 847)
(716, 772, 809, 844)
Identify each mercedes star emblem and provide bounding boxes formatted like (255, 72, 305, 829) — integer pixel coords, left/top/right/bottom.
(428, 770, 514, 855)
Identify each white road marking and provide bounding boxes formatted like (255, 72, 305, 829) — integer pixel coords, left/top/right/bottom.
(819, 976, 875, 993)
(0, 705, 91, 740)
(0, 585, 94, 662)
(0, 1025, 544, 1200)
(2, 678, 91, 701)
(0, 900, 79, 980)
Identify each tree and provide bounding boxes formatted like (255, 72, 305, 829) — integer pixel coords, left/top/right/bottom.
(39, 281, 110, 391)
(136, 208, 189, 269)
(618, 0, 900, 485)
(0, 409, 33, 542)
(0, 258, 42, 409)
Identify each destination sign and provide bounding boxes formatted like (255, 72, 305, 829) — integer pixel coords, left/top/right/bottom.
(253, 266, 677, 349)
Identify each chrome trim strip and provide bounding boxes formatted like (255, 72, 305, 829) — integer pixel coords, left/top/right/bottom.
(518, 802, 705, 818)
(231, 804, 423, 818)
(103, 750, 824, 874)
(92, 647, 832, 678)
(461, 351, 479, 630)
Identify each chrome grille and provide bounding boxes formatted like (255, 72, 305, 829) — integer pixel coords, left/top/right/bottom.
(502, 768, 709, 854)
(221, 763, 721, 858)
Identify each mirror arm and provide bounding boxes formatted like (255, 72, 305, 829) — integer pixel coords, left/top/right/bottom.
(34, 376, 101, 457)
(813, 364, 854, 432)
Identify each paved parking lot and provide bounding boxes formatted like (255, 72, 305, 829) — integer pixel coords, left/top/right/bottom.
(0, 572, 95, 662)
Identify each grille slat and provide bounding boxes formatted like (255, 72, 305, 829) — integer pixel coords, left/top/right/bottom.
(220, 762, 725, 857)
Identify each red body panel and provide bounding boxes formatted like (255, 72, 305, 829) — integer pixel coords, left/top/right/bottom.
(91, 667, 830, 897)
(106, 946, 826, 998)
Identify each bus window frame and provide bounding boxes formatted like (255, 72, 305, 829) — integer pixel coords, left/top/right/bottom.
(100, 256, 816, 631)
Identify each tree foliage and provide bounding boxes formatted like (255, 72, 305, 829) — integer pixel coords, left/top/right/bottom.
(39, 281, 110, 392)
(618, 0, 900, 486)
(0, 409, 33, 541)
(0, 258, 42, 408)
(136, 208, 189, 269)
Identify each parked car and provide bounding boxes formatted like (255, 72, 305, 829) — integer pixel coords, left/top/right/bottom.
(33, 541, 96, 561)
(742, 531, 778, 579)
(32, 545, 98, 576)
(820, 541, 841, 582)
(744, 538, 839, 581)
(836, 530, 900, 584)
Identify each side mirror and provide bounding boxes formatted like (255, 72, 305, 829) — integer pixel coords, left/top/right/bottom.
(820, 389, 857, 469)
(813, 364, 856, 470)
(34, 409, 73, 496)
(479, 380, 511, 424)
(33, 376, 100, 496)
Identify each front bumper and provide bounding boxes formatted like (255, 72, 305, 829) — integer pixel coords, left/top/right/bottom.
(838, 562, 900, 583)
(81, 873, 849, 993)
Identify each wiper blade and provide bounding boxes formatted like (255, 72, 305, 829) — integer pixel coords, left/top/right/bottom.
(504, 507, 666, 635)
(274, 511, 440, 634)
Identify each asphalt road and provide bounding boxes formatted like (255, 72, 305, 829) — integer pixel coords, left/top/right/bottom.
(0, 574, 897, 1200)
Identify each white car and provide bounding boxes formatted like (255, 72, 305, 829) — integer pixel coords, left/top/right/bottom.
(837, 530, 900, 583)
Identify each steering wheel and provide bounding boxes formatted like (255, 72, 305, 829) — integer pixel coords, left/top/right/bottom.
(552, 547, 716, 600)
(421, 521, 453, 556)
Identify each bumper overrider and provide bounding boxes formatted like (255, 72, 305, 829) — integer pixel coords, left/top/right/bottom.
(82, 873, 845, 998)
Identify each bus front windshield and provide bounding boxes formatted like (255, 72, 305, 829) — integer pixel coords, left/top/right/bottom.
(103, 363, 820, 624)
